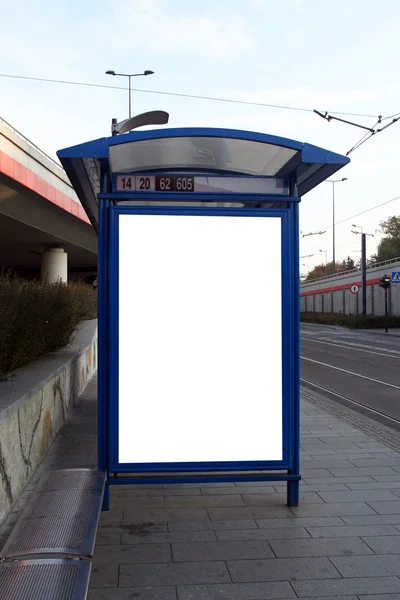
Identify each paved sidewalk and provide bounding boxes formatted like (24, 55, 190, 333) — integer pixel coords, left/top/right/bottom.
(3, 376, 400, 599)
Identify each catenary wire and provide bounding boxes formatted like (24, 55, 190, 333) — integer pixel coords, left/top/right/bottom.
(0, 73, 386, 119)
(316, 194, 400, 232)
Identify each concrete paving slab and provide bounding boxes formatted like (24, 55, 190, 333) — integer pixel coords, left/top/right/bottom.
(290, 502, 378, 517)
(164, 495, 245, 507)
(122, 531, 217, 544)
(172, 539, 275, 561)
(241, 492, 324, 505)
(317, 489, 399, 502)
(350, 458, 400, 467)
(208, 506, 295, 520)
(88, 588, 177, 600)
(330, 554, 400, 577)
(303, 476, 375, 485)
(360, 535, 400, 554)
(269, 536, 373, 557)
(125, 488, 201, 496)
(216, 527, 311, 541)
(227, 556, 340, 582)
(176, 581, 296, 600)
(119, 562, 231, 586)
(342, 515, 400, 526)
(200, 486, 277, 495)
(168, 519, 257, 532)
(93, 543, 172, 564)
(90, 564, 119, 588)
(307, 525, 400, 537)
(95, 532, 122, 545)
(292, 577, 400, 597)
(122, 508, 210, 522)
(256, 517, 345, 529)
(367, 501, 400, 514)
(358, 596, 400, 600)
(346, 481, 400, 490)
(327, 467, 399, 476)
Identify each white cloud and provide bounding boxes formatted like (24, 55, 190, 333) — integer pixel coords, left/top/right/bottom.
(87, 0, 254, 59)
(250, 0, 304, 13)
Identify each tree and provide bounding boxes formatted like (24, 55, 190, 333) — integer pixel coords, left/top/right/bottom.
(304, 260, 349, 281)
(371, 216, 400, 263)
(305, 263, 326, 281)
(341, 256, 356, 271)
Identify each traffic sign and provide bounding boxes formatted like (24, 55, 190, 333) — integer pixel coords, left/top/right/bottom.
(350, 284, 359, 294)
(392, 272, 400, 283)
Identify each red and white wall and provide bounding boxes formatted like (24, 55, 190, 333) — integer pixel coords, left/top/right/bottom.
(300, 260, 400, 316)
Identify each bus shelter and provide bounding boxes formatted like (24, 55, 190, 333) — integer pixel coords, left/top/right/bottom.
(58, 127, 349, 509)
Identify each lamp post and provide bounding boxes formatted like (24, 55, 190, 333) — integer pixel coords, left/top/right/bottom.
(325, 178, 347, 273)
(106, 69, 154, 119)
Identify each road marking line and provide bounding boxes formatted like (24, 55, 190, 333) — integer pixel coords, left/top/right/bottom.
(300, 356, 400, 390)
(300, 337, 400, 359)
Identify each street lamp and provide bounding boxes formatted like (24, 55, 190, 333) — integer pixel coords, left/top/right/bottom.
(106, 69, 154, 119)
(325, 177, 347, 273)
(352, 223, 363, 233)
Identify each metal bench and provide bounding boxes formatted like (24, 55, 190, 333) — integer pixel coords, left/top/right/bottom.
(0, 559, 91, 600)
(0, 468, 105, 599)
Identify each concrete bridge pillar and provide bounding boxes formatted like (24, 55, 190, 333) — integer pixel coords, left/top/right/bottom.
(41, 246, 68, 283)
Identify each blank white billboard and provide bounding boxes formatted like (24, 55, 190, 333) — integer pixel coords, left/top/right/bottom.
(118, 213, 283, 464)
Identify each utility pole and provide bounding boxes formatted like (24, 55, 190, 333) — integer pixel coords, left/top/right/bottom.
(361, 233, 367, 316)
(351, 228, 373, 317)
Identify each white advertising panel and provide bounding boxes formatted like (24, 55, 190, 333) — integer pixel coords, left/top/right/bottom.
(118, 213, 283, 464)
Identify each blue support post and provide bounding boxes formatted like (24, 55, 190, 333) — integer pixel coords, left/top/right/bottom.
(287, 200, 300, 507)
(98, 172, 111, 511)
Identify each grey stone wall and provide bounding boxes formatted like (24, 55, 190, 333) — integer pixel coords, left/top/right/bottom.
(0, 320, 97, 524)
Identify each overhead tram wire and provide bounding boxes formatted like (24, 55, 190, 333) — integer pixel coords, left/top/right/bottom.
(311, 194, 400, 234)
(314, 109, 400, 155)
(0, 73, 386, 119)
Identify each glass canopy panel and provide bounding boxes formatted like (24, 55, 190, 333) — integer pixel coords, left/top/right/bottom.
(108, 136, 298, 176)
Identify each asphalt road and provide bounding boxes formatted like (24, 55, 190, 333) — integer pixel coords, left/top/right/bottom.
(300, 323, 400, 425)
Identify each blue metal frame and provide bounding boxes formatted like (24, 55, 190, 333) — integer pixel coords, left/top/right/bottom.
(100, 192, 297, 204)
(101, 200, 298, 485)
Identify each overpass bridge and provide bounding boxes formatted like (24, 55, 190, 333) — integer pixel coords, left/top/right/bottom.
(0, 117, 97, 282)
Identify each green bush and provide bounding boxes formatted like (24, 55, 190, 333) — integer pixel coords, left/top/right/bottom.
(0, 272, 97, 379)
(300, 311, 400, 329)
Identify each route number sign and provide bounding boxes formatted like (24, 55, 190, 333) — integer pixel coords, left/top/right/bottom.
(116, 175, 194, 192)
(350, 284, 359, 294)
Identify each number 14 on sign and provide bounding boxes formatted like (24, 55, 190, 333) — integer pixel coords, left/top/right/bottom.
(117, 176, 154, 191)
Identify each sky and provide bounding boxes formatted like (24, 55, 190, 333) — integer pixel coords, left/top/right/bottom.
(1, 0, 400, 275)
